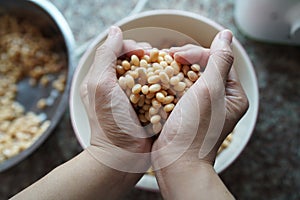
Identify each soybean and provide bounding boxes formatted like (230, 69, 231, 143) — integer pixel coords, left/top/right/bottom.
(117, 48, 206, 136)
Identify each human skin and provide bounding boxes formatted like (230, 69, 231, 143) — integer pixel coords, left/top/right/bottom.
(152, 30, 248, 200)
(11, 26, 152, 200)
(11, 27, 248, 200)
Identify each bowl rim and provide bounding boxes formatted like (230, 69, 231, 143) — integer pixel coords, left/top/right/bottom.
(0, 0, 75, 172)
(70, 9, 259, 191)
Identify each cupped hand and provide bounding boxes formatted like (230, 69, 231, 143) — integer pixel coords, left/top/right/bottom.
(80, 26, 152, 172)
(152, 30, 249, 170)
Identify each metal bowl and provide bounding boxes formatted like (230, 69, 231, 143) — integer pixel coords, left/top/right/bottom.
(0, 0, 75, 172)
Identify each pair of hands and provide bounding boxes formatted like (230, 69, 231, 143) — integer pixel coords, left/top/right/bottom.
(12, 26, 247, 200)
(80, 26, 248, 174)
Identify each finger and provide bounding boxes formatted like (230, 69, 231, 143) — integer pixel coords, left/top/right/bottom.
(194, 30, 233, 160)
(225, 67, 249, 118)
(169, 45, 191, 59)
(169, 44, 197, 55)
(137, 42, 152, 49)
(226, 66, 242, 95)
(87, 26, 123, 85)
(83, 26, 122, 90)
(85, 26, 123, 105)
(89, 26, 123, 77)
(123, 40, 152, 57)
(173, 47, 210, 67)
(169, 44, 210, 67)
(97, 26, 123, 57)
(138, 42, 152, 56)
(123, 40, 143, 57)
(204, 29, 234, 83)
(225, 67, 246, 105)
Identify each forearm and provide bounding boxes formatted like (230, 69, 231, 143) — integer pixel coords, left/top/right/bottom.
(11, 149, 143, 200)
(155, 161, 235, 200)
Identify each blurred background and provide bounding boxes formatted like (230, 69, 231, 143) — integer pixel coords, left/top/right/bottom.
(0, 0, 299, 199)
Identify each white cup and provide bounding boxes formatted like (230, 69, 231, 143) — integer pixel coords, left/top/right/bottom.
(235, 0, 300, 45)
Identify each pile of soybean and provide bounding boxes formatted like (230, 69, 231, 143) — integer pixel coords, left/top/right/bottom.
(116, 48, 202, 135)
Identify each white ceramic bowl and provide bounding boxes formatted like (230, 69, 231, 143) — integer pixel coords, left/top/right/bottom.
(70, 10, 259, 191)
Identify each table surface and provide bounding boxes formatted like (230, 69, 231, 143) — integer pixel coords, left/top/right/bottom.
(1, 0, 300, 199)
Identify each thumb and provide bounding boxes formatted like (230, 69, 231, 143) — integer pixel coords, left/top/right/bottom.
(203, 29, 234, 85)
(93, 26, 123, 68)
(98, 26, 123, 57)
(86, 26, 123, 89)
(195, 30, 234, 161)
(84, 26, 123, 108)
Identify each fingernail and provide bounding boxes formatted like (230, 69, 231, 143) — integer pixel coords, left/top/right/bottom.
(219, 30, 233, 44)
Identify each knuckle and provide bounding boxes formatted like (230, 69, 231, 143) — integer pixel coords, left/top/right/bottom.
(240, 95, 249, 114)
(212, 49, 234, 66)
(185, 44, 196, 48)
(233, 95, 249, 119)
(138, 42, 151, 48)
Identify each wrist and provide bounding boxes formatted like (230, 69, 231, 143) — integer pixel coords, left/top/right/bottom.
(86, 145, 151, 173)
(78, 149, 144, 199)
(154, 160, 216, 200)
(151, 145, 216, 173)
(154, 156, 214, 181)
(152, 148, 212, 184)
